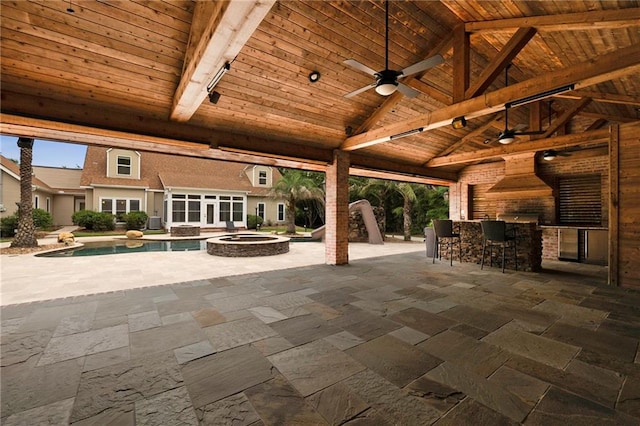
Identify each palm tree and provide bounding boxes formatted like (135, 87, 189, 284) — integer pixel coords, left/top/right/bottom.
(11, 137, 38, 248)
(269, 169, 324, 234)
(393, 183, 418, 241)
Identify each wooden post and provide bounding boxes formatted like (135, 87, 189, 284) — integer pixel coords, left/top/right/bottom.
(608, 124, 619, 286)
(325, 150, 350, 265)
(453, 24, 470, 103)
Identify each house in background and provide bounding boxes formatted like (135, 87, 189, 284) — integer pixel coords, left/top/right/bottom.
(80, 146, 286, 230)
(0, 154, 84, 226)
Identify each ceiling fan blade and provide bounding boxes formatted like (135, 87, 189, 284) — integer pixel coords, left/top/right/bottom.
(344, 59, 378, 76)
(397, 82, 420, 98)
(516, 130, 546, 135)
(344, 83, 376, 98)
(400, 54, 444, 77)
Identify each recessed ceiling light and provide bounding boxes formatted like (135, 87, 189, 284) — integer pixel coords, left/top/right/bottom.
(308, 71, 320, 83)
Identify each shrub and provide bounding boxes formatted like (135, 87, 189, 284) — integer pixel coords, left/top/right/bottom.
(123, 211, 148, 230)
(0, 209, 53, 237)
(32, 208, 53, 229)
(247, 214, 264, 230)
(0, 214, 18, 238)
(72, 210, 99, 229)
(92, 212, 116, 232)
(72, 210, 115, 231)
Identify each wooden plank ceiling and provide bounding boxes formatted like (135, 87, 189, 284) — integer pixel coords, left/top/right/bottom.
(1, 0, 639, 183)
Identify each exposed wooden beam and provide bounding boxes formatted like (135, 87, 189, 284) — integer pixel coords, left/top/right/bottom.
(354, 34, 454, 134)
(170, 0, 275, 122)
(341, 43, 640, 151)
(436, 114, 502, 158)
(349, 153, 456, 183)
(578, 111, 637, 123)
(453, 24, 470, 103)
(465, 8, 640, 32)
(541, 97, 592, 138)
(0, 113, 329, 171)
(405, 80, 453, 105)
(426, 128, 612, 167)
(556, 90, 640, 107)
(586, 118, 608, 131)
(465, 27, 537, 99)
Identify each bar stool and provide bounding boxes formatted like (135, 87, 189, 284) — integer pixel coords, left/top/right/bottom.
(481, 220, 517, 273)
(432, 219, 461, 266)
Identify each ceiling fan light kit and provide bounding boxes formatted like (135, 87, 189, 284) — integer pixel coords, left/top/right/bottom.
(543, 150, 557, 161)
(498, 134, 515, 144)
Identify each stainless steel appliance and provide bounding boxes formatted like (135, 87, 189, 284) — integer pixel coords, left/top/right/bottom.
(558, 228, 579, 261)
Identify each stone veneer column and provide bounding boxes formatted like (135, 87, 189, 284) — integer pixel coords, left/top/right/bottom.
(325, 150, 350, 265)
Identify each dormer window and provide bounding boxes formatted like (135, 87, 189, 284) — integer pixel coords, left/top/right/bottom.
(117, 156, 131, 176)
(258, 170, 267, 185)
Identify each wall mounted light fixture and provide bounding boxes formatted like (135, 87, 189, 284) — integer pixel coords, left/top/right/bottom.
(207, 62, 231, 92)
(451, 116, 467, 129)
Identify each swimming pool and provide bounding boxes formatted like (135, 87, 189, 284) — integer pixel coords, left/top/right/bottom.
(38, 239, 207, 257)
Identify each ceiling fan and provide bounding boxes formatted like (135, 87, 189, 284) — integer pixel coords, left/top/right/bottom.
(343, 0, 444, 99)
(497, 65, 547, 144)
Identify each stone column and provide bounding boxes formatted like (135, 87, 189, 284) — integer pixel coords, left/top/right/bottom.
(325, 150, 350, 265)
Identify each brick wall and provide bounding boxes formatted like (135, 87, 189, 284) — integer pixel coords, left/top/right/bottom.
(325, 150, 350, 265)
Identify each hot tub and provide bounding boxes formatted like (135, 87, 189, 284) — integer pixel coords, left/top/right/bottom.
(206, 233, 290, 257)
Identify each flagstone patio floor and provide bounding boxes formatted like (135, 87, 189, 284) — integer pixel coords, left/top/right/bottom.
(1, 246, 639, 425)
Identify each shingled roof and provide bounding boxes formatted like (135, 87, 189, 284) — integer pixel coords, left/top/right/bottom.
(80, 146, 281, 195)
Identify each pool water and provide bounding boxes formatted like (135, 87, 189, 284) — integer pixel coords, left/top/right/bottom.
(38, 239, 207, 257)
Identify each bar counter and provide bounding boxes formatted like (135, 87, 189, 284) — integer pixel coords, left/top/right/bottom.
(436, 221, 542, 272)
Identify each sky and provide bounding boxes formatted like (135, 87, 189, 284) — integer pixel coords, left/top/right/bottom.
(0, 135, 87, 168)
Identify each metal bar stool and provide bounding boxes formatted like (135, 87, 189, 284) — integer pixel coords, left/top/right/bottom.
(432, 219, 461, 266)
(480, 220, 517, 273)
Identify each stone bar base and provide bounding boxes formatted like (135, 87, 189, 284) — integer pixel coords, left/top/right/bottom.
(435, 221, 542, 272)
(171, 226, 200, 237)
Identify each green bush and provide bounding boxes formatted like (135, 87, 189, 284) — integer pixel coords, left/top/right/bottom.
(124, 211, 148, 230)
(247, 214, 264, 230)
(72, 210, 99, 228)
(32, 208, 53, 229)
(1, 209, 53, 238)
(72, 210, 115, 231)
(0, 214, 18, 238)
(92, 212, 116, 232)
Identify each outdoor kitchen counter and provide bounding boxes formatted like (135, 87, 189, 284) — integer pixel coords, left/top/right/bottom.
(438, 221, 542, 272)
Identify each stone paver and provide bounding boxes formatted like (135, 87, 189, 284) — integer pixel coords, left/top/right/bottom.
(1, 247, 638, 425)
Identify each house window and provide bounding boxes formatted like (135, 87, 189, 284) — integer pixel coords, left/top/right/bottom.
(172, 194, 186, 222)
(46, 197, 51, 213)
(277, 203, 285, 222)
(257, 203, 265, 219)
(258, 170, 267, 185)
(101, 199, 113, 214)
(34, 195, 39, 209)
(101, 198, 141, 221)
(219, 196, 231, 222)
(219, 195, 244, 222)
(117, 156, 131, 176)
(188, 195, 200, 222)
(233, 197, 243, 221)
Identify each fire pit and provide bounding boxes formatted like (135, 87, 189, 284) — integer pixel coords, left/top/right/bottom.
(207, 234, 290, 257)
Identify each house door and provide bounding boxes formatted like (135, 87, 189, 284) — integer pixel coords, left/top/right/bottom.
(205, 203, 216, 225)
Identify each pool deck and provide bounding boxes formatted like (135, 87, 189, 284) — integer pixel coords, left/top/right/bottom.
(0, 232, 424, 306)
